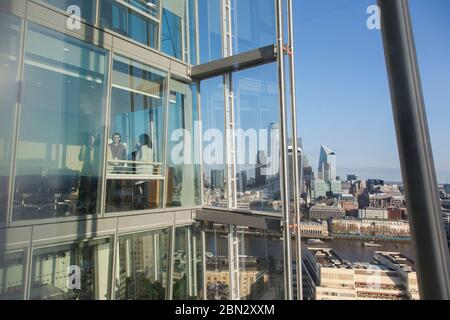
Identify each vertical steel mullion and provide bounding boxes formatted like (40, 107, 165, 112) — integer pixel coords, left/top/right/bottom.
(275, 0, 293, 300)
(197, 81, 205, 206)
(100, 50, 114, 217)
(227, 224, 239, 300)
(184, 0, 189, 63)
(234, 227, 240, 299)
(286, 0, 303, 300)
(378, 0, 450, 300)
(23, 228, 34, 300)
(162, 73, 171, 209)
(110, 218, 119, 300)
(187, 226, 193, 297)
(167, 225, 175, 300)
(158, 0, 163, 51)
(7, 14, 28, 227)
(95, 0, 101, 27)
(194, 0, 200, 65)
(201, 228, 207, 300)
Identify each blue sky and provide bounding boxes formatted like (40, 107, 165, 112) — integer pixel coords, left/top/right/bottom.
(294, 0, 450, 182)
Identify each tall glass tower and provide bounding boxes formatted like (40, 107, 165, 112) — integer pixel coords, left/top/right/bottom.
(317, 145, 336, 182)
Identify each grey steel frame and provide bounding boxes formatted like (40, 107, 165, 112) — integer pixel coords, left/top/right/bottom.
(378, 0, 450, 300)
(286, 0, 303, 300)
(275, 0, 293, 300)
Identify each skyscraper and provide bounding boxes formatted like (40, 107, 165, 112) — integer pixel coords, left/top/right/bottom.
(318, 145, 337, 182)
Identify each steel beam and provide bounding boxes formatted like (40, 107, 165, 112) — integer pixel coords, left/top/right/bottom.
(378, 0, 450, 300)
(190, 45, 277, 80)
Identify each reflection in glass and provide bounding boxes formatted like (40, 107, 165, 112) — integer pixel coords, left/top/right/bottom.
(204, 223, 230, 300)
(124, 0, 160, 18)
(166, 79, 201, 208)
(237, 226, 285, 300)
(0, 14, 21, 223)
(13, 23, 108, 220)
(30, 238, 112, 300)
(230, 0, 276, 55)
(40, 0, 97, 23)
(115, 228, 170, 300)
(105, 55, 166, 212)
(201, 77, 227, 208)
(233, 63, 281, 213)
(0, 251, 25, 300)
(187, 0, 198, 64)
(172, 225, 203, 300)
(197, 0, 222, 64)
(100, 0, 159, 49)
(161, 0, 183, 60)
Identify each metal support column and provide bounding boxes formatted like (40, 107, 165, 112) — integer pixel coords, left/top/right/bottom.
(276, 0, 293, 300)
(287, 0, 303, 300)
(378, 0, 450, 300)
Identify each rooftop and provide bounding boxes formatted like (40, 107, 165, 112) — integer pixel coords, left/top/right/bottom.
(308, 247, 351, 269)
(375, 251, 416, 273)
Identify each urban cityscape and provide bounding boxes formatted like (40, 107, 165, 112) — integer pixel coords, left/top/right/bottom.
(0, 0, 449, 303)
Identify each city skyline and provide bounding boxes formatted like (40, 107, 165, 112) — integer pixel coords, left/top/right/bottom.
(294, 0, 450, 183)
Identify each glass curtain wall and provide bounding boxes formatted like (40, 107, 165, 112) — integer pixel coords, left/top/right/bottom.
(30, 238, 112, 300)
(237, 226, 285, 300)
(166, 79, 201, 208)
(172, 224, 203, 299)
(233, 63, 281, 213)
(197, 0, 222, 64)
(0, 251, 25, 300)
(39, 0, 97, 23)
(201, 77, 227, 208)
(230, 0, 276, 54)
(204, 223, 230, 300)
(105, 55, 166, 213)
(0, 13, 21, 223)
(115, 228, 170, 300)
(100, 0, 160, 49)
(13, 22, 109, 220)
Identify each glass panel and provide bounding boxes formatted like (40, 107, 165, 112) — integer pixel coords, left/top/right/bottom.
(233, 63, 281, 213)
(105, 55, 166, 213)
(0, 14, 21, 223)
(204, 223, 230, 300)
(166, 79, 201, 208)
(39, 0, 96, 23)
(13, 23, 108, 220)
(0, 251, 25, 300)
(187, 0, 198, 64)
(30, 238, 112, 300)
(115, 228, 170, 300)
(201, 77, 227, 208)
(124, 0, 160, 18)
(237, 226, 285, 300)
(197, 0, 222, 64)
(100, 0, 159, 49)
(230, 0, 276, 55)
(161, 0, 184, 60)
(172, 225, 202, 300)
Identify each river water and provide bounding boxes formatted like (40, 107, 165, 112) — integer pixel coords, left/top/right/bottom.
(300, 238, 416, 263)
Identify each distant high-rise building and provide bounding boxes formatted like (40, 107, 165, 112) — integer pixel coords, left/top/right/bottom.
(347, 174, 358, 182)
(255, 151, 267, 187)
(237, 171, 248, 193)
(367, 179, 385, 194)
(313, 180, 328, 199)
(318, 145, 336, 182)
(211, 170, 225, 191)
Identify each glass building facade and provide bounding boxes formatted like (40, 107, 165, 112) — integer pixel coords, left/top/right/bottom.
(0, 0, 299, 300)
